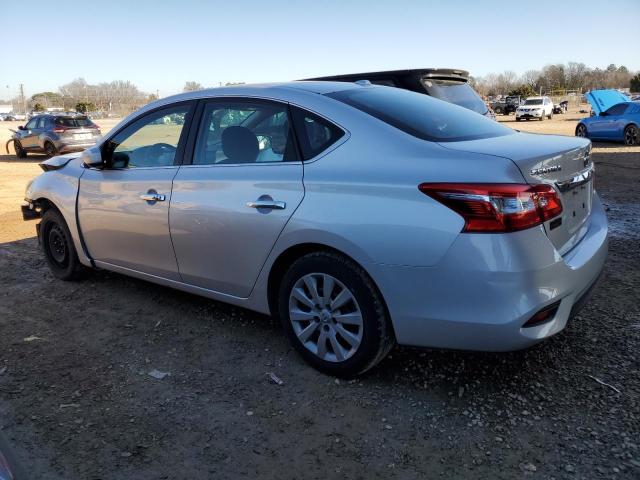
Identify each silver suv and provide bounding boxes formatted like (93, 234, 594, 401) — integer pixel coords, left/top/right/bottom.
(12, 114, 101, 158)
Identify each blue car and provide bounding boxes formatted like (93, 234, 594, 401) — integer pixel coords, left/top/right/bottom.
(576, 89, 639, 145)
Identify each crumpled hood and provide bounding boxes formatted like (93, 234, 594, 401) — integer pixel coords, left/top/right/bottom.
(584, 89, 629, 115)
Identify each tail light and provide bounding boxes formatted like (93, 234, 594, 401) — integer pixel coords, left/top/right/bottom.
(52, 125, 69, 133)
(419, 183, 562, 233)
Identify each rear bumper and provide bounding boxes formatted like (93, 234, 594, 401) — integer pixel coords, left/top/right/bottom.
(372, 194, 608, 351)
(56, 141, 96, 153)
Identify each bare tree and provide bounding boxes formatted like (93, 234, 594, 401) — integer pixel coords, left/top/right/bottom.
(183, 81, 203, 92)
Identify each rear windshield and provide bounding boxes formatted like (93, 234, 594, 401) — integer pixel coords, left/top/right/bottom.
(327, 86, 514, 142)
(421, 78, 488, 115)
(55, 117, 95, 127)
(524, 99, 543, 105)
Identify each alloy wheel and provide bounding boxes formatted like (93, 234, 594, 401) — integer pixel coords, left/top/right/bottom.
(625, 126, 638, 146)
(288, 273, 363, 362)
(576, 124, 587, 138)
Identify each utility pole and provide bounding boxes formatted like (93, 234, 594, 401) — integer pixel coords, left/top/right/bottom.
(19, 83, 26, 115)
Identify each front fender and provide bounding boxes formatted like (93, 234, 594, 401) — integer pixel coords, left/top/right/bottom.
(25, 158, 91, 266)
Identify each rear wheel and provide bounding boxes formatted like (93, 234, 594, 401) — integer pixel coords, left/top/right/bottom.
(14, 140, 27, 158)
(576, 123, 589, 138)
(624, 124, 639, 146)
(494, 107, 503, 115)
(278, 252, 394, 377)
(41, 209, 86, 280)
(44, 141, 58, 158)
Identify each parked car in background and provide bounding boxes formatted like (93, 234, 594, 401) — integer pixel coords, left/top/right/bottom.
(305, 68, 496, 120)
(553, 101, 568, 114)
(490, 95, 522, 115)
(576, 89, 640, 145)
(3, 114, 18, 121)
(22, 82, 607, 376)
(13, 113, 26, 121)
(516, 96, 554, 121)
(12, 114, 101, 158)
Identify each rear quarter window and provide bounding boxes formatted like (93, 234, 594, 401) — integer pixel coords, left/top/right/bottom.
(291, 107, 345, 160)
(327, 86, 513, 142)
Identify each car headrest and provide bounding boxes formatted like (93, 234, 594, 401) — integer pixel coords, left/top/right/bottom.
(221, 126, 258, 164)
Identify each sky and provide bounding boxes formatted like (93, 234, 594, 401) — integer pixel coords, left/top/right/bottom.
(1, 0, 639, 99)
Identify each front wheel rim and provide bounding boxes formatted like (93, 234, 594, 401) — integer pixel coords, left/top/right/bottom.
(47, 224, 69, 267)
(288, 273, 363, 363)
(577, 125, 586, 137)
(625, 127, 638, 145)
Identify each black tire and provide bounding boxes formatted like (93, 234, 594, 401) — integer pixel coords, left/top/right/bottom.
(14, 140, 27, 158)
(539, 112, 544, 121)
(44, 141, 58, 158)
(576, 123, 589, 138)
(494, 107, 503, 115)
(40, 208, 86, 281)
(624, 124, 639, 146)
(548, 111, 553, 119)
(278, 252, 395, 377)
(516, 117, 521, 122)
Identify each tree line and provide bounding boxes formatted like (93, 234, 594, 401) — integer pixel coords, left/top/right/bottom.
(471, 62, 639, 98)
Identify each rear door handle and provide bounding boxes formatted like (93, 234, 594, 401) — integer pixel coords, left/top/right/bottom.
(246, 200, 286, 210)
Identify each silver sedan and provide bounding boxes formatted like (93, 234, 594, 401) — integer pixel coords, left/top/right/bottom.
(22, 82, 608, 376)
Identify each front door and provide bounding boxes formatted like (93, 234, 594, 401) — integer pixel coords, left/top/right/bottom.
(170, 99, 304, 297)
(78, 103, 194, 280)
(20, 117, 40, 149)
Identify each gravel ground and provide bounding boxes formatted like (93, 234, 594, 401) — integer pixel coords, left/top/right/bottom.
(0, 112, 638, 479)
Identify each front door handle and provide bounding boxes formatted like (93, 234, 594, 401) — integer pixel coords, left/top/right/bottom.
(246, 200, 286, 210)
(140, 192, 166, 202)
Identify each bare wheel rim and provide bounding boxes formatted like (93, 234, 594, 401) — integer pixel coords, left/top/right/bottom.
(47, 224, 69, 267)
(625, 126, 638, 145)
(288, 273, 363, 363)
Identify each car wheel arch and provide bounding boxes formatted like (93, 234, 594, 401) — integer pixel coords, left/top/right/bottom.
(266, 243, 393, 334)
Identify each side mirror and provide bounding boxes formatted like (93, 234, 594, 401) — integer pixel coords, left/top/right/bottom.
(80, 147, 104, 168)
(17, 125, 25, 131)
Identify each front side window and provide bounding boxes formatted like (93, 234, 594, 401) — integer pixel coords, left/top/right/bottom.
(327, 86, 513, 142)
(25, 118, 37, 129)
(605, 103, 629, 116)
(192, 100, 297, 165)
(105, 105, 191, 168)
(36, 117, 47, 129)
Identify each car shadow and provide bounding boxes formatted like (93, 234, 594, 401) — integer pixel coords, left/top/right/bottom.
(0, 153, 47, 164)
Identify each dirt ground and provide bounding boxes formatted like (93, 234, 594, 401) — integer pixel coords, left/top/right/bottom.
(0, 110, 638, 479)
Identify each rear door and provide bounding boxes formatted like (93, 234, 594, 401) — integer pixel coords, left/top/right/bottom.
(170, 98, 304, 297)
(78, 102, 195, 280)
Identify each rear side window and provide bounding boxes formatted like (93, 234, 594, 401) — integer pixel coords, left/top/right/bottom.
(327, 86, 513, 142)
(291, 107, 344, 160)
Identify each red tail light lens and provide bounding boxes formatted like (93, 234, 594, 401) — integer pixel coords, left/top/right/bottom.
(419, 183, 562, 233)
(52, 126, 68, 133)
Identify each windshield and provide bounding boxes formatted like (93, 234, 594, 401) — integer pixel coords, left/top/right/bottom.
(327, 86, 514, 142)
(420, 78, 488, 115)
(524, 99, 543, 105)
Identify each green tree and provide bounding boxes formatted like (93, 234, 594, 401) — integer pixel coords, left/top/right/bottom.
(630, 73, 640, 92)
(75, 101, 96, 113)
(33, 103, 45, 112)
(508, 84, 537, 98)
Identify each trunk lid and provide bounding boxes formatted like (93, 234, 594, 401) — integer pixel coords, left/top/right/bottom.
(584, 89, 630, 115)
(439, 132, 593, 255)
